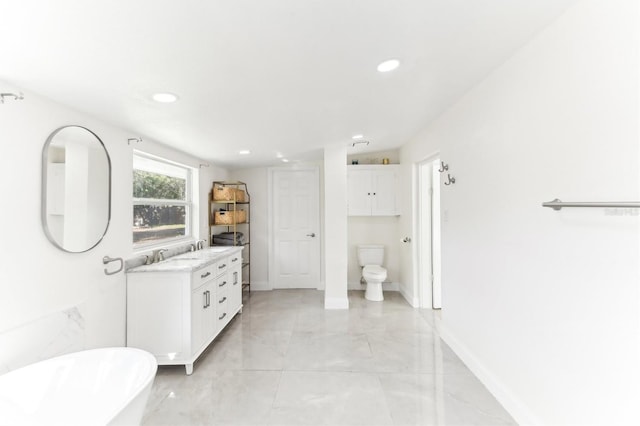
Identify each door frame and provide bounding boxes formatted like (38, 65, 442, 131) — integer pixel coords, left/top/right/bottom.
(415, 154, 442, 309)
(267, 166, 321, 290)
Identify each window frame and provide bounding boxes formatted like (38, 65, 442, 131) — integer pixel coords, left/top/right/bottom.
(132, 151, 194, 250)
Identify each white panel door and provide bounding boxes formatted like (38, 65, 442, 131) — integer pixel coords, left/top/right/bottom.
(272, 168, 320, 289)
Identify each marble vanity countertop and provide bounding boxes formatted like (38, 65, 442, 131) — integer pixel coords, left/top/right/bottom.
(127, 246, 242, 273)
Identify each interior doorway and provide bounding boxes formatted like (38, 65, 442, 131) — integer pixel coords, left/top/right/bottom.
(268, 167, 321, 289)
(417, 157, 442, 309)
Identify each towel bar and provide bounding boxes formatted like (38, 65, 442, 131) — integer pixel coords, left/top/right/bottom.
(542, 198, 640, 211)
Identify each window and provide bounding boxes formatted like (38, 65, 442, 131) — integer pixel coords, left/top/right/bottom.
(133, 153, 193, 247)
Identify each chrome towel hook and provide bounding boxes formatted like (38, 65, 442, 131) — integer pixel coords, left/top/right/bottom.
(103, 256, 124, 275)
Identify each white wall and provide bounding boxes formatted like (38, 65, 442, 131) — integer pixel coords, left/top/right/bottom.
(324, 144, 349, 309)
(399, 1, 639, 424)
(229, 168, 269, 290)
(347, 149, 399, 166)
(0, 81, 228, 372)
(347, 216, 400, 289)
(231, 162, 325, 291)
(346, 149, 402, 290)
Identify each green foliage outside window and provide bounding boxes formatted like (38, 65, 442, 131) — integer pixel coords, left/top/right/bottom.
(133, 169, 188, 244)
(133, 170, 185, 200)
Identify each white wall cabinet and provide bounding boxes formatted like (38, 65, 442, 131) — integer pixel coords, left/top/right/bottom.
(347, 165, 400, 216)
(126, 249, 242, 375)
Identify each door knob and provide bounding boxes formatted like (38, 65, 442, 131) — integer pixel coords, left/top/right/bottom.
(306, 233, 316, 237)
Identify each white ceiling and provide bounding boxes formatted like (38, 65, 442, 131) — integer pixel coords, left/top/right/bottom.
(0, 0, 575, 168)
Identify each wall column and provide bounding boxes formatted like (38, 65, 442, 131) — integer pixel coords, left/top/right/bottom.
(323, 144, 349, 309)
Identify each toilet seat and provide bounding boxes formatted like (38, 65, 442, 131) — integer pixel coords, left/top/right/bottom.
(363, 265, 387, 280)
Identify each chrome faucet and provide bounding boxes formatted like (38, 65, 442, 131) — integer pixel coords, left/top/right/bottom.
(152, 249, 168, 263)
(189, 243, 197, 252)
(196, 239, 206, 250)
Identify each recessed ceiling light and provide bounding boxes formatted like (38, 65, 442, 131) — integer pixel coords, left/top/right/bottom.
(239, 150, 251, 155)
(276, 153, 284, 159)
(281, 158, 289, 163)
(377, 59, 400, 73)
(352, 134, 364, 140)
(152, 92, 179, 103)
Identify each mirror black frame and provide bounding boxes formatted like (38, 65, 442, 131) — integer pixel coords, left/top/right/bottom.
(41, 125, 112, 253)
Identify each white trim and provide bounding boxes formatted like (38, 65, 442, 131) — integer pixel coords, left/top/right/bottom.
(415, 153, 442, 309)
(248, 280, 272, 291)
(347, 281, 400, 291)
(132, 151, 195, 249)
(437, 322, 536, 426)
(267, 166, 321, 290)
(400, 285, 419, 307)
(324, 297, 349, 310)
(132, 236, 194, 255)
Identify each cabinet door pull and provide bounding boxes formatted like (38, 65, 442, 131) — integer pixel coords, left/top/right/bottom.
(203, 291, 208, 308)
(219, 296, 227, 304)
(233, 271, 238, 285)
(201, 271, 211, 279)
(218, 313, 227, 320)
(218, 264, 226, 269)
(219, 281, 227, 287)
(232, 257, 238, 262)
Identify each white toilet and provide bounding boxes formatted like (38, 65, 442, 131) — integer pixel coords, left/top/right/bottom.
(357, 245, 387, 302)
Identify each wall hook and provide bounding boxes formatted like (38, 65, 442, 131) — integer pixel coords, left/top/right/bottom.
(438, 161, 448, 173)
(127, 137, 143, 145)
(444, 174, 456, 186)
(0, 92, 24, 104)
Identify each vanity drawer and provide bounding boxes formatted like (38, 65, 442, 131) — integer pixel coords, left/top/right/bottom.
(191, 263, 217, 289)
(215, 258, 230, 275)
(216, 271, 230, 291)
(216, 288, 230, 330)
(229, 253, 241, 267)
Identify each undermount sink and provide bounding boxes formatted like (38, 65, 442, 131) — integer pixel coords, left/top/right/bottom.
(172, 247, 231, 260)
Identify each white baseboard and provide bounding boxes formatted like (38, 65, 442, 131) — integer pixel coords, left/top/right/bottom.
(247, 281, 271, 291)
(399, 285, 419, 307)
(324, 297, 349, 310)
(437, 322, 538, 426)
(348, 281, 400, 291)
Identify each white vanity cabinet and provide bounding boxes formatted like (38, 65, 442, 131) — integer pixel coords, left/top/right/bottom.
(126, 248, 243, 375)
(347, 165, 400, 216)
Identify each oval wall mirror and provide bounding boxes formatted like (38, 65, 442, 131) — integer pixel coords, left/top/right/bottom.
(42, 125, 111, 253)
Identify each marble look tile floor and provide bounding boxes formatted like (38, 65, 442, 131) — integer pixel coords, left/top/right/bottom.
(142, 290, 516, 426)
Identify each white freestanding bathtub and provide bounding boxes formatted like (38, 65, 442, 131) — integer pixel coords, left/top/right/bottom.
(0, 347, 157, 426)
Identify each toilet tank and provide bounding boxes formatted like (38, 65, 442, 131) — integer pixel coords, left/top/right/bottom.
(357, 245, 384, 266)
